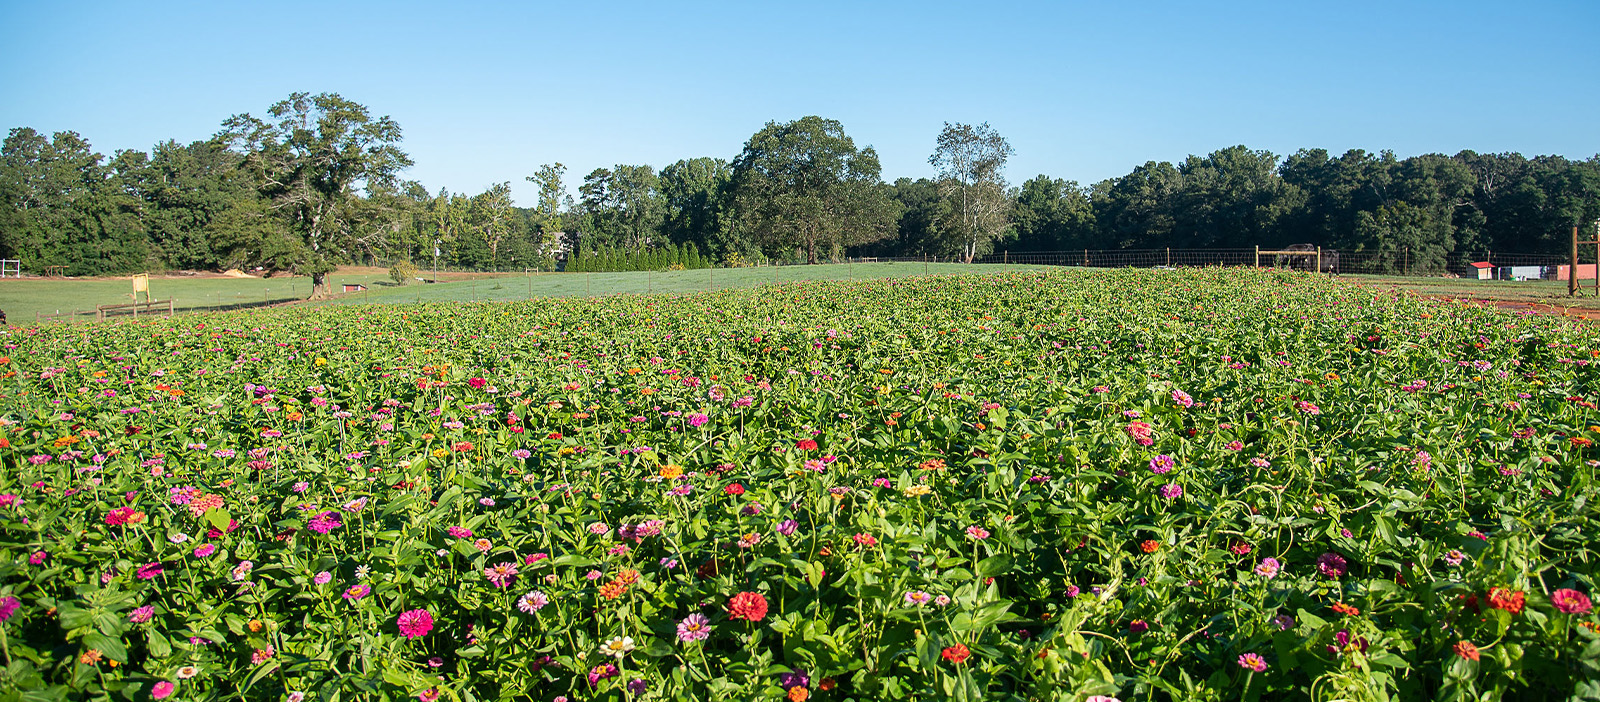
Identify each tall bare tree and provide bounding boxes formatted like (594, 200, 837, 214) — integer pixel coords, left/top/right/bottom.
(930, 122, 1014, 262)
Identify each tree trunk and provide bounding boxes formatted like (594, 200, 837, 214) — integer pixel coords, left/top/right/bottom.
(310, 272, 331, 299)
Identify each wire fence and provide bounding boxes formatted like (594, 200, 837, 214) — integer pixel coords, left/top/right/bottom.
(842, 248, 1574, 280)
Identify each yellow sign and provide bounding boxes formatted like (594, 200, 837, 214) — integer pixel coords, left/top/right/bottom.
(132, 274, 149, 302)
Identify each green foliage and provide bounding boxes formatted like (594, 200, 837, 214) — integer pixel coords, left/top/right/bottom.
(730, 116, 900, 264)
(218, 92, 414, 296)
(388, 259, 418, 285)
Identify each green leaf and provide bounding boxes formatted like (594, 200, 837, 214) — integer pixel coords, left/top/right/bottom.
(81, 632, 127, 664)
(205, 507, 232, 533)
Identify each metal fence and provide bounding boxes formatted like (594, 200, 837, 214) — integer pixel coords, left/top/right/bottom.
(844, 248, 1573, 279)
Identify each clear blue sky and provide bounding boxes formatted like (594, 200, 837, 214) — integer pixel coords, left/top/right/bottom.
(3, 0, 1596, 204)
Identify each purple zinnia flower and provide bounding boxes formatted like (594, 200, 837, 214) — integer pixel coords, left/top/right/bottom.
(1158, 483, 1183, 499)
(779, 671, 810, 690)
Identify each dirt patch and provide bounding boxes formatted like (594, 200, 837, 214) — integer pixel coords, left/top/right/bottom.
(1418, 295, 1600, 321)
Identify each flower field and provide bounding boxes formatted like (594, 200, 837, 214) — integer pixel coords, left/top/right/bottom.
(1, 268, 1597, 702)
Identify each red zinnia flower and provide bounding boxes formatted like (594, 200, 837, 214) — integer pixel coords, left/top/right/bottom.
(941, 644, 971, 664)
(795, 439, 819, 451)
(724, 483, 746, 496)
(1487, 587, 1525, 615)
(728, 591, 768, 622)
(1453, 640, 1479, 661)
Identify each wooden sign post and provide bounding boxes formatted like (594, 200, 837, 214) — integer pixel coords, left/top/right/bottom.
(132, 274, 150, 303)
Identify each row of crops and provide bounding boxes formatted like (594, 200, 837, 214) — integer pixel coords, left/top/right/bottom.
(0, 268, 1596, 701)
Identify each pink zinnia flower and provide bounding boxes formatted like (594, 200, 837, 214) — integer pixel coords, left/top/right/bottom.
(129, 605, 154, 623)
(193, 544, 216, 558)
(1237, 653, 1267, 672)
(136, 562, 164, 580)
(677, 613, 712, 642)
(1551, 589, 1592, 614)
(484, 562, 519, 588)
(397, 608, 434, 638)
(152, 681, 175, 699)
(343, 584, 370, 600)
(1253, 558, 1281, 579)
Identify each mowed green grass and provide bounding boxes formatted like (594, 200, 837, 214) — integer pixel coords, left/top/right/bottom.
(310, 262, 1046, 308)
(1, 262, 1044, 324)
(0, 272, 398, 323)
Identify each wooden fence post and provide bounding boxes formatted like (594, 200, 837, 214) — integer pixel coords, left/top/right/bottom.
(1571, 225, 1579, 296)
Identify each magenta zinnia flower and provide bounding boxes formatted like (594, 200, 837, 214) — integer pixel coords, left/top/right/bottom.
(0, 596, 20, 622)
(1148, 454, 1175, 474)
(343, 584, 371, 601)
(1316, 552, 1348, 579)
(1158, 483, 1183, 499)
(307, 511, 342, 534)
(136, 562, 164, 580)
(397, 608, 434, 638)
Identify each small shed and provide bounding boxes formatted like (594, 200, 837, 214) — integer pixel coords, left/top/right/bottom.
(342, 283, 368, 293)
(1468, 261, 1493, 280)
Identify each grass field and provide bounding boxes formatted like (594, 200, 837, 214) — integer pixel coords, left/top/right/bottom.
(0, 271, 399, 323)
(10, 264, 1600, 327)
(0, 262, 1042, 324)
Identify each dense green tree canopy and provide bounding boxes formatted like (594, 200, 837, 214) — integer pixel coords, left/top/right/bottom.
(219, 92, 414, 297)
(4, 98, 1598, 280)
(730, 116, 899, 264)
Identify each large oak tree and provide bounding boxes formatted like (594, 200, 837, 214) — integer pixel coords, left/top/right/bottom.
(730, 116, 897, 264)
(219, 92, 412, 298)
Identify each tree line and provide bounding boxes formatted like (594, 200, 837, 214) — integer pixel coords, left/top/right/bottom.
(3, 92, 1597, 296)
